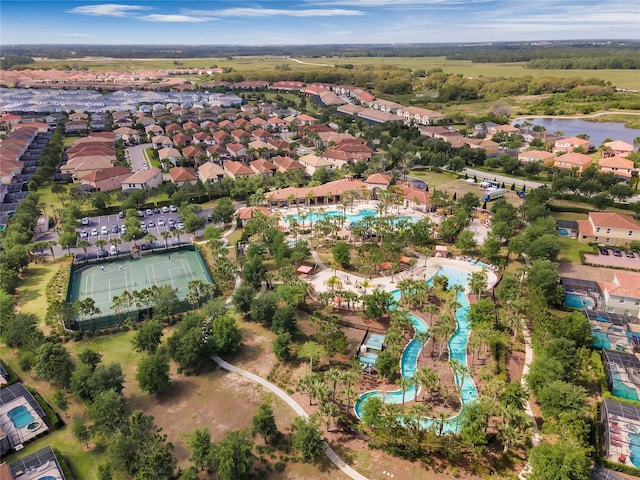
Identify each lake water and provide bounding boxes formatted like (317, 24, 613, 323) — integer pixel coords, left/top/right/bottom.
(512, 117, 640, 146)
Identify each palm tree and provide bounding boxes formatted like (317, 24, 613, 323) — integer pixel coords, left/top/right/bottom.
(417, 366, 440, 402)
(77, 239, 90, 260)
(324, 275, 342, 292)
(161, 230, 171, 248)
(109, 237, 122, 257)
(95, 239, 107, 256)
(144, 233, 157, 251)
(415, 331, 431, 358)
(396, 376, 412, 406)
(361, 278, 372, 295)
(449, 359, 471, 393)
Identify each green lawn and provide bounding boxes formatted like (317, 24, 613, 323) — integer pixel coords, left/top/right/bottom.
(408, 168, 459, 188)
(144, 147, 160, 169)
(16, 259, 63, 319)
(2, 426, 107, 480)
(62, 136, 80, 147)
(34, 184, 65, 214)
(557, 236, 593, 264)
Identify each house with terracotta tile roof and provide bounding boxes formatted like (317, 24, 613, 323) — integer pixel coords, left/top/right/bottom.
(230, 129, 252, 143)
(266, 177, 369, 206)
(598, 156, 635, 180)
(169, 166, 198, 186)
(198, 161, 226, 184)
(65, 120, 89, 134)
(518, 150, 556, 167)
(206, 145, 229, 162)
(165, 123, 182, 135)
(182, 121, 200, 132)
(365, 173, 393, 191)
(577, 212, 640, 246)
(224, 161, 254, 179)
(79, 166, 131, 192)
(158, 147, 181, 166)
(122, 167, 163, 191)
(599, 271, 640, 317)
(236, 206, 270, 226)
(397, 106, 446, 126)
(172, 132, 192, 148)
(226, 143, 247, 159)
(553, 152, 593, 173)
(182, 145, 206, 163)
(250, 159, 278, 177)
(145, 124, 164, 137)
(298, 153, 334, 175)
(271, 155, 305, 174)
(61, 155, 115, 179)
(212, 130, 229, 145)
(602, 140, 635, 158)
(267, 139, 290, 151)
(114, 127, 141, 144)
(251, 128, 273, 142)
(250, 117, 268, 128)
(394, 183, 432, 211)
(151, 135, 173, 149)
(553, 136, 592, 154)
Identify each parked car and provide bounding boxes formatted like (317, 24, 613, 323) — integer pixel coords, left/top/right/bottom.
(140, 222, 147, 230)
(80, 230, 88, 238)
(101, 226, 108, 235)
(613, 249, 622, 257)
(162, 206, 170, 213)
(176, 222, 185, 230)
(97, 249, 108, 258)
(599, 247, 609, 255)
(111, 224, 119, 233)
(145, 209, 153, 216)
(169, 205, 177, 212)
(110, 245, 118, 256)
(91, 228, 99, 236)
(118, 211, 125, 219)
(121, 225, 127, 234)
(626, 251, 635, 258)
(81, 217, 90, 225)
(138, 210, 145, 217)
(147, 221, 155, 228)
(157, 218, 165, 226)
(153, 207, 161, 214)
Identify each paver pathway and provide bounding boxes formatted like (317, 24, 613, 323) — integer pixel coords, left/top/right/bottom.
(518, 321, 541, 480)
(212, 356, 369, 480)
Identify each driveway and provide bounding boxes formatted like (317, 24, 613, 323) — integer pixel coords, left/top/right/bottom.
(584, 252, 640, 270)
(127, 143, 152, 172)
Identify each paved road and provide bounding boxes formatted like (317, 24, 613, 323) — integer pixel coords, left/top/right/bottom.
(212, 356, 369, 480)
(461, 168, 546, 190)
(128, 143, 151, 172)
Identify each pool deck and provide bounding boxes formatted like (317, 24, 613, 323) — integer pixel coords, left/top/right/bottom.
(311, 256, 498, 299)
(12, 461, 64, 480)
(607, 416, 640, 467)
(0, 397, 48, 449)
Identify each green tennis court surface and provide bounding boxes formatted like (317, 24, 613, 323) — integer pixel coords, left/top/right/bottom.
(68, 249, 212, 316)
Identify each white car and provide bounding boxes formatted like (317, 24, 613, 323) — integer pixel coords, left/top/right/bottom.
(90, 228, 98, 236)
(161, 206, 169, 213)
(101, 226, 108, 235)
(169, 205, 177, 212)
(176, 222, 185, 230)
(157, 218, 165, 226)
(110, 245, 118, 256)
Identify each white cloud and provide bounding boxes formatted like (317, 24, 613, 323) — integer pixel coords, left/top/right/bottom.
(184, 7, 364, 18)
(68, 4, 150, 17)
(141, 14, 217, 23)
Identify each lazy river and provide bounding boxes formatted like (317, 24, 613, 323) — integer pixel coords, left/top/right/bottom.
(354, 264, 478, 433)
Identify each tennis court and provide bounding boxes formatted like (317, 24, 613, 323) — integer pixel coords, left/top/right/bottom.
(67, 248, 212, 325)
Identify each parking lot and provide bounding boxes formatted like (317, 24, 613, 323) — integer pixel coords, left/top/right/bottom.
(77, 206, 214, 255)
(585, 248, 640, 270)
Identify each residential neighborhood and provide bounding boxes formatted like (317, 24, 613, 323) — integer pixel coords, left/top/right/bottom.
(1, 45, 640, 480)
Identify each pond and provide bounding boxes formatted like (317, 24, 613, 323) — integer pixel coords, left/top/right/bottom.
(512, 117, 640, 146)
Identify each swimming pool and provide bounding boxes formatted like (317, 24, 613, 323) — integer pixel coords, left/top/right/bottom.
(8, 405, 34, 429)
(286, 208, 419, 226)
(592, 330, 612, 349)
(609, 365, 640, 401)
(564, 293, 594, 309)
(354, 264, 478, 433)
(558, 228, 569, 236)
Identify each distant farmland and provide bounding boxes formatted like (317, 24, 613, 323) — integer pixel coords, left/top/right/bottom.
(26, 55, 640, 90)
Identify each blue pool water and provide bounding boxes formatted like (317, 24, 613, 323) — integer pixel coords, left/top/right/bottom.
(558, 228, 569, 236)
(609, 365, 640, 401)
(354, 265, 478, 434)
(630, 433, 640, 468)
(286, 208, 419, 226)
(38, 477, 56, 480)
(8, 405, 34, 429)
(592, 330, 612, 349)
(564, 293, 594, 309)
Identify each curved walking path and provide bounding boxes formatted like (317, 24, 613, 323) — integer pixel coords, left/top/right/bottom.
(212, 356, 369, 480)
(311, 249, 328, 271)
(518, 320, 541, 480)
(285, 57, 335, 68)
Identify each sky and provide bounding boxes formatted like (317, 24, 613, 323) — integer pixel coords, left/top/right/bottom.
(1, 0, 639, 45)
